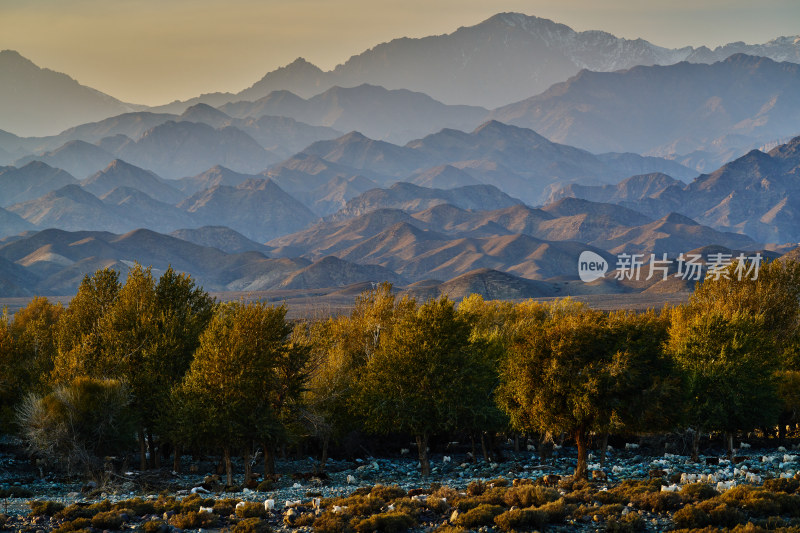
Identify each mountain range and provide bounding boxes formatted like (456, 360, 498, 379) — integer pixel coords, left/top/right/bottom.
(550, 135, 800, 243)
(2, 13, 800, 303)
(155, 13, 800, 112)
(491, 54, 800, 171)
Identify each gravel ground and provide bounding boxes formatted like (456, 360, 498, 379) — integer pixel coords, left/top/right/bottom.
(4, 436, 800, 531)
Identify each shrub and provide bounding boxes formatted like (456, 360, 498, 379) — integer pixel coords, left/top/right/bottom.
(293, 512, 316, 527)
(680, 483, 719, 502)
(454, 504, 504, 528)
(256, 480, 274, 492)
(178, 493, 215, 513)
(493, 508, 546, 532)
(90, 510, 124, 530)
(232, 517, 273, 533)
(385, 497, 425, 516)
(536, 498, 571, 522)
(605, 511, 646, 533)
(52, 517, 91, 533)
(329, 494, 384, 517)
(466, 480, 486, 496)
(113, 497, 156, 517)
(706, 503, 747, 527)
(353, 511, 416, 533)
(235, 502, 268, 519)
(29, 500, 65, 516)
(141, 520, 168, 533)
(632, 490, 683, 512)
(169, 510, 218, 529)
(503, 485, 559, 508)
(672, 504, 710, 529)
(432, 526, 467, 533)
(313, 510, 355, 533)
(763, 477, 800, 493)
(369, 485, 407, 501)
(214, 498, 239, 516)
(16, 377, 136, 477)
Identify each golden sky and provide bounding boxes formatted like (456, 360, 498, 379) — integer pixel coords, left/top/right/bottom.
(1, 0, 798, 106)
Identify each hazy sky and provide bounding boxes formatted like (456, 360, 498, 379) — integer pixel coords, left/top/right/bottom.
(2, 0, 798, 105)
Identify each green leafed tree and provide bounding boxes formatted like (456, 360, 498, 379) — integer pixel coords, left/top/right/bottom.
(356, 295, 492, 476)
(498, 299, 677, 479)
(171, 301, 295, 485)
(301, 283, 396, 469)
(668, 307, 781, 459)
(52, 268, 121, 384)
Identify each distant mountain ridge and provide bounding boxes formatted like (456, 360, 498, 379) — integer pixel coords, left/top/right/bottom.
(491, 54, 800, 170)
(155, 13, 800, 111)
(550, 135, 800, 243)
(0, 50, 143, 137)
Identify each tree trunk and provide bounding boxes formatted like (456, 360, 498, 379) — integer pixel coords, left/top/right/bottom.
(147, 432, 160, 468)
(320, 435, 330, 472)
(726, 433, 734, 460)
(223, 447, 233, 487)
(691, 429, 701, 463)
(244, 448, 252, 487)
(480, 432, 490, 463)
(514, 434, 520, 454)
(574, 427, 589, 480)
(416, 434, 430, 477)
(138, 430, 147, 471)
(263, 443, 276, 476)
(599, 432, 609, 467)
(470, 434, 477, 464)
(173, 444, 181, 473)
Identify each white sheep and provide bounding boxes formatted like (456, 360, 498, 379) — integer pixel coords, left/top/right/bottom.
(264, 499, 275, 511)
(716, 480, 736, 491)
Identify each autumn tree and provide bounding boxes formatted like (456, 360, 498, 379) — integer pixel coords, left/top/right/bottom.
(457, 294, 514, 460)
(666, 258, 798, 457)
(172, 301, 296, 485)
(301, 283, 395, 469)
(151, 266, 214, 470)
(356, 295, 492, 476)
(498, 300, 676, 479)
(668, 307, 781, 459)
(52, 268, 121, 383)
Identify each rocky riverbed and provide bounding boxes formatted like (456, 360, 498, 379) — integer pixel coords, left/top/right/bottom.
(5, 436, 800, 532)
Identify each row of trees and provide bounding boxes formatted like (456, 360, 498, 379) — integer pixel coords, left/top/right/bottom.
(2, 259, 800, 481)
